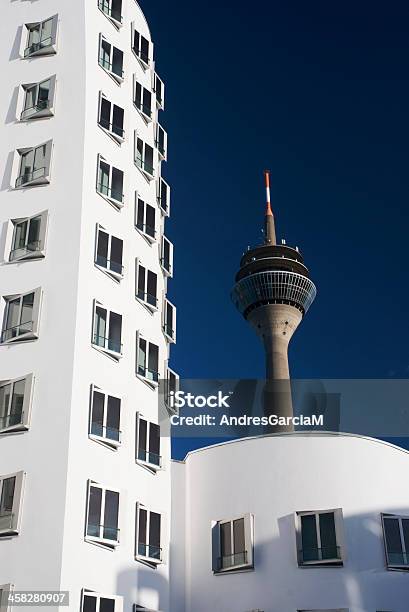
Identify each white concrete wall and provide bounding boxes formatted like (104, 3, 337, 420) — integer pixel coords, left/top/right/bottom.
(171, 434, 409, 612)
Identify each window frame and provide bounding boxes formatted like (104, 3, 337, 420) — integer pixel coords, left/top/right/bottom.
(1, 288, 42, 345)
(136, 413, 162, 470)
(8, 210, 48, 263)
(135, 259, 158, 311)
(23, 15, 58, 58)
(163, 298, 176, 343)
(20, 75, 56, 121)
(0, 374, 34, 434)
(82, 590, 123, 612)
(92, 300, 123, 360)
(160, 236, 173, 277)
(98, 34, 124, 84)
(97, 0, 123, 28)
(95, 224, 124, 281)
(163, 367, 180, 414)
(134, 134, 155, 180)
(382, 513, 409, 571)
(152, 72, 165, 111)
(212, 513, 254, 573)
(15, 140, 53, 189)
(136, 332, 160, 387)
(98, 92, 125, 143)
(156, 177, 170, 217)
(0, 471, 25, 537)
(131, 25, 153, 70)
(85, 481, 120, 548)
(96, 154, 124, 209)
(133, 76, 153, 122)
(135, 195, 156, 243)
(0, 583, 14, 612)
(135, 503, 163, 565)
(89, 384, 121, 449)
(155, 124, 167, 162)
(296, 509, 344, 567)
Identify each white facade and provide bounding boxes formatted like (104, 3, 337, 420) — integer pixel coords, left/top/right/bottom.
(170, 434, 409, 612)
(0, 1, 174, 611)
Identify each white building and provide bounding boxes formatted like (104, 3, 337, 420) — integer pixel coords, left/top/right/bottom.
(0, 1, 175, 610)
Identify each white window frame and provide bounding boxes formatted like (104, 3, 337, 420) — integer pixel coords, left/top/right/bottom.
(82, 590, 123, 612)
(163, 298, 176, 343)
(0, 374, 34, 434)
(85, 481, 120, 548)
(152, 71, 165, 110)
(0, 583, 14, 612)
(15, 140, 53, 189)
(92, 300, 123, 360)
(131, 24, 153, 69)
(212, 513, 254, 573)
(155, 124, 167, 162)
(382, 513, 409, 571)
(135, 503, 163, 565)
(20, 75, 56, 121)
(95, 224, 124, 281)
(156, 177, 170, 217)
(1, 288, 42, 345)
(133, 76, 153, 122)
(7, 210, 48, 263)
(98, 92, 125, 143)
(135, 259, 158, 312)
(136, 332, 160, 387)
(23, 15, 58, 58)
(135, 195, 156, 243)
(134, 134, 155, 180)
(164, 367, 180, 414)
(136, 413, 162, 470)
(97, 0, 123, 28)
(296, 509, 344, 567)
(0, 471, 25, 537)
(97, 154, 124, 209)
(98, 34, 124, 84)
(160, 235, 173, 277)
(89, 384, 121, 449)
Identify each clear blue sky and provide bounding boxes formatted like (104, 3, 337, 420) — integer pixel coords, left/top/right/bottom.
(141, 1, 409, 458)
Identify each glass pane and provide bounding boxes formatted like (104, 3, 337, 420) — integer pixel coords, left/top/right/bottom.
(138, 418, 147, 459)
(301, 514, 318, 561)
(384, 518, 403, 561)
(94, 306, 107, 347)
(10, 379, 25, 426)
(145, 205, 155, 237)
(138, 338, 147, 375)
(138, 508, 147, 544)
(111, 0, 122, 22)
(112, 47, 123, 77)
(106, 396, 120, 441)
(99, 161, 110, 195)
(137, 265, 146, 299)
(82, 595, 97, 612)
(40, 18, 53, 44)
(141, 36, 149, 64)
(144, 145, 154, 174)
(97, 231, 109, 268)
(24, 86, 37, 111)
(28, 24, 41, 47)
(20, 150, 35, 177)
(100, 39, 111, 69)
(5, 298, 21, 336)
(111, 167, 123, 202)
(110, 237, 123, 274)
(33, 143, 47, 173)
(149, 512, 161, 550)
(91, 391, 105, 438)
(134, 81, 142, 107)
(103, 490, 119, 540)
(0, 477, 16, 513)
(142, 88, 152, 117)
(21, 292, 34, 327)
(148, 343, 159, 380)
(319, 512, 337, 559)
(100, 599, 115, 612)
(12, 221, 28, 251)
(112, 105, 124, 136)
(136, 139, 143, 168)
(147, 271, 157, 305)
(108, 312, 122, 353)
(149, 422, 160, 462)
(87, 486, 102, 537)
(136, 199, 145, 231)
(0, 384, 11, 424)
(99, 98, 111, 131)
(27, 216, 41, 250)
(220, 522, 232, 557)
(402, 519, 409, 558)
(38, 80, 50, 108)
(233, 518, 245, 554)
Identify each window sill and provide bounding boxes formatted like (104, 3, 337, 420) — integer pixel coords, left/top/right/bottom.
(98, 122, 125, 146)
(163, 329, 176, 344)
(9, 250, 45, 263)
(0, 423, 28, 435)
(298, 559, 343, 567)
(89, 433, 121, 450)
(0, 332, 38, 345)
(135, 296, 158, 314)
(14, 175, 50, 189)
(99, 7, 123, 30)
(134, 103, 153, 124)
(160, 263, 172, 278)
(213, 564, 254, 575)
(85, 535, 119, 550)
(99, 62, 124, 85)
(135, 226, 156, 245)
(131, 49, 150, 72)
(97, 189, 124, 211)
(135, 554, 163, 567)
(134, 162, 155, 183)
(92, 343, 123, 362)
(136, 373, 159, 390)
(20, 107, 54, 121)
(386, 564, 409, 572)
(95, 263, 124, 283)
(136, 458, 162, 472)
(23, 45, 57, 59)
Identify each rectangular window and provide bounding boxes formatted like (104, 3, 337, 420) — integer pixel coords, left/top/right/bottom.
(382, 513, 409, 570)
(135, 136, 155, 179)
(24, 15, 58, 58)
(136, 415, 161, 468)
(134, 77, 152, 120)
(136, 260, 158, 309)
(97, 156, 124, 208)
(132, 27, 151, 68)
(157, 177, 170, 216)
(164, 367, 179, 413)
(98, 0, 123, 27)
(21, 76, 56, 120)
(136, 334, 159, 384)
(297, 509, 343, 566)
(89, 386, 121, 448)
(99, 35, 124, 83)
(136, 505, 162, 563)
(98, 94, 125, 142)
(92, 301, 123, 359)
(160, 236, 173, 277)
(0, 471, 25, 536)
(9, 210, 47, 262)
(153, 72, 165, 110)
(82, 590, 123, 612)
(1, 288, 41, 344)
(135, 197, 156, 241)
(0, 374, 33, 434)
(212, 513, 254, 572)
(155, 124, 167, 161)
(163, 299, 176, 343)
(86, 482, 120, 547)
(15, 140, 52, 188)
(95, 225, 124, 279)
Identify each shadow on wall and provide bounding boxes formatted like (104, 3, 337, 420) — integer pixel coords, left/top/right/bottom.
(1, 152, 14, 192)
(117, 565, 169, 612)
(5, 86, 19, 125)
(9, 26, 22, 61)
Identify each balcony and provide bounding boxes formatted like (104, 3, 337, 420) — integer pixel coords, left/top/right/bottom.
(24, 37, 53, 58)
(15, 167, 48, 188)
(21, 99, 52, 121)
(1, 321, 34, 343)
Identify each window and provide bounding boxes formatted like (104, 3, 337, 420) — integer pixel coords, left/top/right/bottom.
(86, 482, 120, 548)
(135, 136, 155, 179)
(24, 15, 58, 58)
(0, 584, 14, 612)
(0, 471, 25, 536)
(9, 211, 48, 262)
(92, 301, 123, 359)
(99, 35, 124, 83)
(134, 77, 152, 121)
(382, 513, 409, 570)
(136, 260, 158, 309)
(136, 334, 159, 384)
(97, 156, 124, 208)
(82, 590, 123, 612)
(297, 510, 343, 566)
(21, 76, 56, 120)
(163, 299, 176, 343)
(135, 197, 156, 241)
(164, 367, 179, 414)
(155, 124, 167, 161)
(98, 94, 125, 142)
(160, 236, 173, 277)
(156, 177, 170, 216)
(132, 27, 151, 68)
(136, 505, 162, 564)
(98, 0, 123, 27)
(95, 226, 124, 280)
(1, 288, 41, 344)
(0, 375, 33, 434)
(89, 386, 121, 448)
(15, 140, 52, 188)
(212, 514, 254, 572)
(136, 415, 161, 469)
(153, 72, 165, 110)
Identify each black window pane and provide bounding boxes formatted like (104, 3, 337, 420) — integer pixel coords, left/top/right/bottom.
(108, 312, 122, 353)
(99, 98, 111, 130)
(319, 512, 337, 559)
(149, 512, 161, 548)
(112, 105, 124, 131)
(112, 47, 123, 77)
(87, 486, 102, 537)
(147, 271, 157, 304)
(385, 518, 403, 554)
(141, 37, 149, 63)
(220, 522, 232, 557)
(100, 599, 115, 612)
(139, 508, 147, 543)
(107, 396, 121, 439)
(97, 231, 109, 267)
(301, 514, 318, 561)
(10, 379, 25, 425)
(138, 418, 147, 453)
(149, 422, 160, 457)
(148, 343, 159, 379)
(110, 237, 123, 273)
(103, 490, 119, 540)
(402, 519, 409, 554)
(145, 205, 155, 237)
(233, 518, 245, 553)
(27, 216, 41, 248)
(91, 391, 105, 437)
(137, 199, 145, 230)
(82, 595, 97, 612)
(0, 477, 15, 513)
(111, 168, 123, 201)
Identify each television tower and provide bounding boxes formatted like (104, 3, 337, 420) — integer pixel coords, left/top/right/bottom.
(231, 172, 317, 431)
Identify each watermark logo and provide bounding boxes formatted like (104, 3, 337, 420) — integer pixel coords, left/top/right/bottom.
(168, 390, 232, 410)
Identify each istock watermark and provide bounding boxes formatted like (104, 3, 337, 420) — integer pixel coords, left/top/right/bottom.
(168, 390, 232, 410)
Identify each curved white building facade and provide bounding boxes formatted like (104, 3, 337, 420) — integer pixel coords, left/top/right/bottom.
(170, 434, 409, 612)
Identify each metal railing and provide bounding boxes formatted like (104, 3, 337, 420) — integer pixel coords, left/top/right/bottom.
(137, 448, 161, 467)
(136, 221, 156, 239)
(87, 522, 120, 542)
(134, 101, 152, 119)
(90, 422, 121, 442)
(136, 290, 157, 308)
(0, 412, 23, 428)
(387, 550, 409, 566)
(0, 512, 14, 532)
(21, 99, 51, 120)
(98, 0, 123, 23)
(1, 321, 34, 343)
(95, 255, 124, 275)
(137, 364, 159, 383)
(15, 167, 46, 188)
(99, 56, 124, 79)
(218, 550, 247, 570)
(97, 183, 124, 204)
(24, 37, 53, 58)
(137, 542, 162, 560)
(133, 47, 149, 66)
(299, 545, 341, 564)
(98, 118, 125, 139)
(92, 334, 122, 355)
(135, 157, 154, 177)
(10, 241, 42, 261)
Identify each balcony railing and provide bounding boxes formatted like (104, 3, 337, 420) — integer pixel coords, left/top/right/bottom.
(98, 118, 125, 140)
(1, 321, 34, 343)
(90, 421, 121, 443)
(137, 364, 159, 383)
(24, 37, 53, 58)
(218, 550, 248, 570)
(133, 47, 149, 66)
(97, 183, 124, 205)
(99, 56, 124, 79)
(0, 412, 23, 429)
(387, 550, 409, 566)
(135, 158, 154, 178)
(21, 99, 51, 120)
(136, 290, 158, 308)
(134, 101, 152, 119)
(93, 334, 122, 355)
(98, 0, 123, 24)
(137, 542, 162, 561)
(96, 255, 124, 276)
(137, 448, 161, 467)
(0, 512, 14, 532)
(15, 167, 46, 188)
(10, 240, 42, 261)
(87, 522, 120, 542)
(136, 221, 156, 240)
(299, 545, 342, 564)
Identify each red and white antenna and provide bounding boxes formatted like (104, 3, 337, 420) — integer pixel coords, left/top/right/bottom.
(264, 170, 273, 217)
(263, 170, 276, 244)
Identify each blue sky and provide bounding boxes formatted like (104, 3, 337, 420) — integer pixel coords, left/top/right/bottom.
(140, 1, 409, 458)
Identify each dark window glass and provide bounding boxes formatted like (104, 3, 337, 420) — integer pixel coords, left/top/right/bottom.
(140, 36, 149, 64)
(99, 98, 111, 131)
(136, 199, 145, 231)
(82, 595, 97, 612)
(220, 522, 232, 557)
(112, 47, 123, 77)
(0, 477, 15, 513)
(87, 486, 102, 536)
(385, 518, 403, 554)
(138, 418, 147, 452)
(100, 598, 115, 612)
(103, 490, 119, 540)
(137, 264, 146, 299)
(301, 514, 318, 561)
(108, 312, 122, 353)
(106, 396, 120, 441)
(149, 512, 161, 548)
(97, 231, 109, 267)
(110, 237, 123, 271)
(139, 508, 147, 544)
(149, 422, 160, 457)
(145, 205, 155, 237)
(91, 391, 105, 437)
(233, 518, 245, 553)
(319, 512, 337, 559)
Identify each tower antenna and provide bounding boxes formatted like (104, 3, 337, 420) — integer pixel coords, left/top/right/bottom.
(264, 170, 276, 245)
